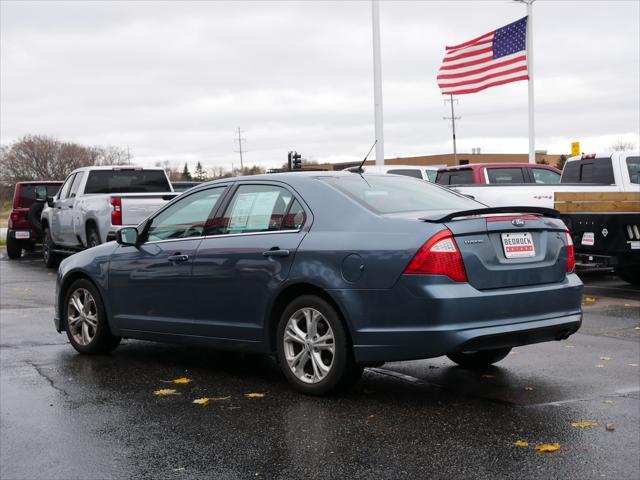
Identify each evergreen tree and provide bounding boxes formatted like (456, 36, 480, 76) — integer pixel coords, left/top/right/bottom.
(181, 163, 192, 180)
(194, 161, 207, 181)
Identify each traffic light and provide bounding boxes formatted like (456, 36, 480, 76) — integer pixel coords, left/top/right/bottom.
(287, 151, 303, 170)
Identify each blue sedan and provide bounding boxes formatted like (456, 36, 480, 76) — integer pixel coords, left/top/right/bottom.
(53, 172, 583, 395)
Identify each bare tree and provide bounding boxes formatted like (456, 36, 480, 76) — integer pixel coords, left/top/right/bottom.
(609, 140, 636, 152)
(154, 160, 181, 180)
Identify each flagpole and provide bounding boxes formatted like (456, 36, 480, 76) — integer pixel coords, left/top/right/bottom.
(371, 0, 385, 166)
(526, 0, 535, 164)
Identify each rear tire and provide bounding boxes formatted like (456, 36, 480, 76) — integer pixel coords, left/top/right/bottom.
(616, 266, 640, 285)
(6, 236, 23, 259)
(276, 295, 362, 395)
(447, 348, 511, 368)
(63, 279, 121, 354)
(42, 226, 60, 268)
(87, 227, 101, 248)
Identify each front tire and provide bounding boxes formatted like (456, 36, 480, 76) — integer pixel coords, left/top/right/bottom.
(276, 295, 362, 395)
(6, 235, 23, 259)
(447, 348, 511, 368)
(63, 279, 121, 354)
(42, 227, 60, 268)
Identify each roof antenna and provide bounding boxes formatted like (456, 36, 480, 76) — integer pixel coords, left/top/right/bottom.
(356, 139, 377, 173)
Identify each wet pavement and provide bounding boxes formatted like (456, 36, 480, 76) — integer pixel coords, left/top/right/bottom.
(1, 252, 639, 479)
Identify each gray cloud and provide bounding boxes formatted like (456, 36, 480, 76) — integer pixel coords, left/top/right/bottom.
(1, 0, 638, 171)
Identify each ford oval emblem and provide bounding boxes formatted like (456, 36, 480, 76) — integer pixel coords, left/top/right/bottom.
(512, 218, 525, 227)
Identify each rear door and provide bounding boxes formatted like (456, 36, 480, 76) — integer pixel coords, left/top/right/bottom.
(447, 214, 568, 289)
(190, 182, 310, 341)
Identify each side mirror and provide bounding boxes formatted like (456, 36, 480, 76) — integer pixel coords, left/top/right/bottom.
(46, 197, 55, 208)
(116, 227, 139, 246)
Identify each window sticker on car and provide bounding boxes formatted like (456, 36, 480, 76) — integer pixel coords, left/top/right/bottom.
(228, 190, 280, 231)
(581, 232, 595, 246)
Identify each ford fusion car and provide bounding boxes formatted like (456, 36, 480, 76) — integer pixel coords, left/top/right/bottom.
(53, 172, 583, 395)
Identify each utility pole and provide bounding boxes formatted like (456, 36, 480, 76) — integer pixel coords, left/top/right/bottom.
(234, 127, 246, 171)
(443, 95, 461, 165)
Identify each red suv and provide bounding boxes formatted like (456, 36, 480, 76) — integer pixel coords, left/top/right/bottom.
(6, 181, 63, 259)
(435, 163, 561, 185)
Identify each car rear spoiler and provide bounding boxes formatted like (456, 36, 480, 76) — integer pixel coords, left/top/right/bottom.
(419, 206, 561, 223)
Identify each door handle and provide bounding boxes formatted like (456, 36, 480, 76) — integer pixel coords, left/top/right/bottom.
(167, 253, 189, 263)
(262, 248, 290, 257)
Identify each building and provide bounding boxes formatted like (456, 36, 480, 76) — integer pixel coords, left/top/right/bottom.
(315, 152, 563, 171)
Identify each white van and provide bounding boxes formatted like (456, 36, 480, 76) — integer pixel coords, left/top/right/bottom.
(343, 164, 446, 182)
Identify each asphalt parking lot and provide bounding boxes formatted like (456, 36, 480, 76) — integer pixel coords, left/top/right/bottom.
(1, 252, 639, 480)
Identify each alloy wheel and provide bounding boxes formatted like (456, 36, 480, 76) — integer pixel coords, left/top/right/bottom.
(283, 307, 335, 384)
(67, 288, 98, 346)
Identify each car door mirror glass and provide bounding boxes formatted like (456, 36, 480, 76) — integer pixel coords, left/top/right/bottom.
(117, 227, 139, 246)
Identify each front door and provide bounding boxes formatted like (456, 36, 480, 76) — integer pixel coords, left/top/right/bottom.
(191, 183, 310, 341)
(50, 173, 75, 245)
(108, 186, 227, 335)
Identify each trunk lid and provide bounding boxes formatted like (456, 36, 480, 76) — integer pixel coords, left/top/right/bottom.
(118, 194, 179, 225)
(445, 214, 567, 290)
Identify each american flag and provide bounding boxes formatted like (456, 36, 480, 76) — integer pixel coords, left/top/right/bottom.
(438, 17, 529, 95)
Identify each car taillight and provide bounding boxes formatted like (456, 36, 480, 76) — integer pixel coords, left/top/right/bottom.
(111, 197, 122, 225)
(404, 229, 468, 282)
(565, 230, 575, 273)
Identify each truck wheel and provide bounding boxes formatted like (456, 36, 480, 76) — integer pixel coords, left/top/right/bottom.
(447, 348, 511, 368)
(43, 227, 60, 268)
(616, 267, 640, 285)
(87, 227, 101, 248)
(6, 236, 23, 259)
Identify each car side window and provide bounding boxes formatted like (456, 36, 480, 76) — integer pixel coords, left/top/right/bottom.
(531, 168, 560, 184)
(146, 187, 225, 242)
(487, 168, 525, 184)
(58, 174, 76, 200)
(282, 199, 307, 230)
(217, 184, 297, 234)
(69, 173, 84, 197)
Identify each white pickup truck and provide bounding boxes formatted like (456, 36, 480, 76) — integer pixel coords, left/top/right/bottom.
(448, 152, 639, 208)
(41, 166, 178, 267)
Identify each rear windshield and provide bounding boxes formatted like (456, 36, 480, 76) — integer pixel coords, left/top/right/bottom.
(84, 170, 170, 194)
(627, 156, 639, 184)
(561, 158, 615, 184)
(16, 184, 61, 208)
(435, 169, 474, 185)
(324, 175, 479, 214)
(387, 169, 423, 179)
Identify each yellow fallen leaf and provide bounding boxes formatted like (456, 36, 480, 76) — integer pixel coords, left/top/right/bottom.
(514, 440, 529, 447)
(571, 421, 597, 428)
(524, 386, 534, 391)
(603, 400, 614, 405)
(244, 392, 267, 399)
(162, 377, 192, 384)
(635, 326, 640, 330)
(192, 397, 210, 405)
(628, 363, 639, 367)
(26, 288, 33, 292)
(595, 364, 605, 368)
(599, 356, 612, 361)
(584, 296, 596, 302)
(535, 443, 560, 453)
(154, 388, 179, 396)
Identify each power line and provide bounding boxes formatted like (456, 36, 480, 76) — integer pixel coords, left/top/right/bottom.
(234, 127, 246, 171)
(443, 95, 461, 165)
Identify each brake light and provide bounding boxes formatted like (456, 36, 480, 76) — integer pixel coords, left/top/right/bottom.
(565, 231, 575, 273)
(404, 229, 468, 282)
(111, 197, 122, 225)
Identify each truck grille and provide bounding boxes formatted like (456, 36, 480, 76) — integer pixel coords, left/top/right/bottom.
(626, 224, 640, 240)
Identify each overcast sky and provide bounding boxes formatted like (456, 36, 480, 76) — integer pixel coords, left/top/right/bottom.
(1, 0, 639, 171)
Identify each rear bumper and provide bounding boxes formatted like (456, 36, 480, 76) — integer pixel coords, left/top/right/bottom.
(330, 273, 583, 364)
(7, 228, 38, 241)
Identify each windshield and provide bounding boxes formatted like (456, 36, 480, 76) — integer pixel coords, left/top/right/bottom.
(323, 174, 480, 214)
(84, 170, 171, 194)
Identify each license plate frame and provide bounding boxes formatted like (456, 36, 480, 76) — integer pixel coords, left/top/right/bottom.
(14, 231, 30, 240)
(501, 232, 535, 259)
